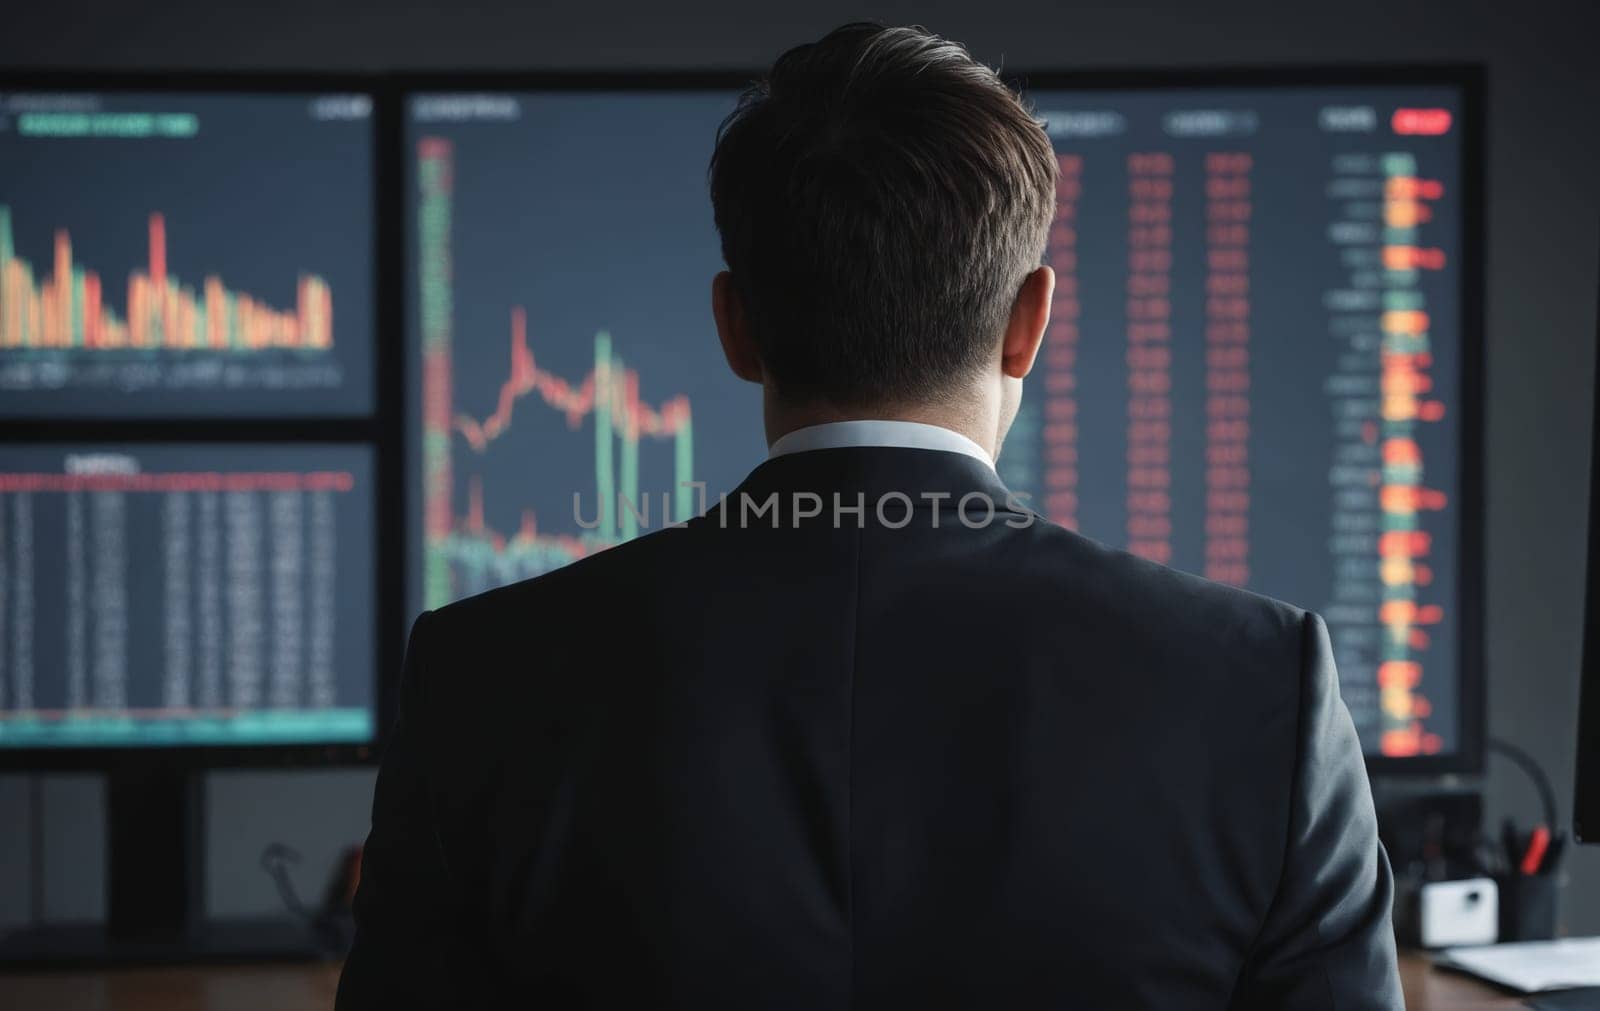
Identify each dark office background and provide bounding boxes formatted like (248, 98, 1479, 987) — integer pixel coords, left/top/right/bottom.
(1, 0, 1597, 933)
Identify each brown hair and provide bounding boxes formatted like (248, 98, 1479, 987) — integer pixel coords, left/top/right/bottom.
(710, 22, 1057, 408)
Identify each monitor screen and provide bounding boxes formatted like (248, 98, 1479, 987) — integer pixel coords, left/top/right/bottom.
(0, 444, 376, 748)
(0, 90, 375, 417)
(405, 81, 1474, 763)
(1015, 84, 1469, 761)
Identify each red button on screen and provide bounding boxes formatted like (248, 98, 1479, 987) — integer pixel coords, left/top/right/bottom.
(1392, 108, 1452, 135)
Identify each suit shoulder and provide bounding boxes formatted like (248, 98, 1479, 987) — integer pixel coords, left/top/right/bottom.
(1012, 519, 1309, 671)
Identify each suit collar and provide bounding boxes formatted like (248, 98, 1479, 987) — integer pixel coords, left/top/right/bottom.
(768, 420, 995, 470)
(718, 446, 1030, 520)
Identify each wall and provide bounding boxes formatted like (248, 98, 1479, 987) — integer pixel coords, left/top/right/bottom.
(1, 0, 1597, 934)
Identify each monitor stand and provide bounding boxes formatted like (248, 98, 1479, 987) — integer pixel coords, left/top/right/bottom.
(0, 766, 323, 967)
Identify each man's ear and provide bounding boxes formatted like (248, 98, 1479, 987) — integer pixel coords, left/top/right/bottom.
(712, 271, 764, 384)
(1001, 265, 1054, 380)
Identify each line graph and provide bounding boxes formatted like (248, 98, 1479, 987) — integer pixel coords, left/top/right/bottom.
(452, 306, 691, 453)
(418, 137, 696, 608)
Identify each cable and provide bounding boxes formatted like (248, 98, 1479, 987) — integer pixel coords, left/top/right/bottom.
(260, 841, 357, 958)
(259, 842, 313, 922)
(1488, 737, 1559, 830)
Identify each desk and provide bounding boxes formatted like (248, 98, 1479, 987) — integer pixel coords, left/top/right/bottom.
(0, 952, 1519, 1009)
(1402, 951, 1526, 1009)
(0, 961, 342, 1011)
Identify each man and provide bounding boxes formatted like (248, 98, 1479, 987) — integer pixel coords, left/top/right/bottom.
(339, 23, 1401, 1009)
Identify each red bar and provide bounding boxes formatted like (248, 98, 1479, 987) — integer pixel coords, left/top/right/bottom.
(148, 214, 166, 291)
(84, 273, 101, 348)
(53, 230, 71, 346)
(1392, 108, 1452, 135)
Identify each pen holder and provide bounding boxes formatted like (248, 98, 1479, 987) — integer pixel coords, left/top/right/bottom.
(1495, 873, 1559, 941)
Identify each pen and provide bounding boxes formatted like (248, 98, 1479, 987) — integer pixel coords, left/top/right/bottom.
(1519, 825, 1550, 876)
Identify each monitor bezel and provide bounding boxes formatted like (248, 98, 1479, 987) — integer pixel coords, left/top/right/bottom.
(0, 72, 400, 770)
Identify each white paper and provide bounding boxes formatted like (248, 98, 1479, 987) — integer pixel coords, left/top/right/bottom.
(1437, 938, 1600, 993)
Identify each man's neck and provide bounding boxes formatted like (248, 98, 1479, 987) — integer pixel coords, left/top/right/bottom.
(763, 390, 999, 459)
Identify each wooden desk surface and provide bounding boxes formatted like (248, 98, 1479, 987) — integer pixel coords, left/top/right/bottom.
(0, 961, 343, 1011)
(0, 951, 1519, 1009)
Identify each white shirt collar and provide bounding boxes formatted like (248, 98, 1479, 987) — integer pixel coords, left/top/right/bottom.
(767, 420, 995, 469)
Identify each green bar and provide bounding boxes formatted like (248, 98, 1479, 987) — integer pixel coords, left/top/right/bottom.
(675, 416, 695, 521)
(417, 159, 453, 352)
(154, 113, 199, 137)
(1382, 153, 1417, 176)
(18, 113, 93, 136)
(418, 146, 456, 608)
(0, 206, 11, 337)
(0, 206, 12, 264)
(620, 380, 639, 540)
(594, 332, 615, 541)
(148, 280, 167, 347)
(226, 292, 238, 349)
(71, 269, 85, 347)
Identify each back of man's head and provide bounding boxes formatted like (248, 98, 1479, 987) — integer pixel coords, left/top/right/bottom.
(710, 23, 1058, 410)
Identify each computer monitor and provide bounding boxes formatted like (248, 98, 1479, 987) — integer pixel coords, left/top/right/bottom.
(1577, 263, 1600, 844)
(0, 76, 388, 958)
(403, 70, 1482, 775)
(0, 83, 377, 417)
(0, 436, 383, 953)
(0, 77, 387, 762)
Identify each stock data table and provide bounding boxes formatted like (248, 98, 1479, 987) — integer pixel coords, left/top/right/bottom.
(1000, 86, 1466, 758)
(0, 445, 375, 747)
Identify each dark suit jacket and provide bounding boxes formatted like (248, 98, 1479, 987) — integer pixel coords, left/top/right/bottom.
(338, 447, 1401, 1009)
